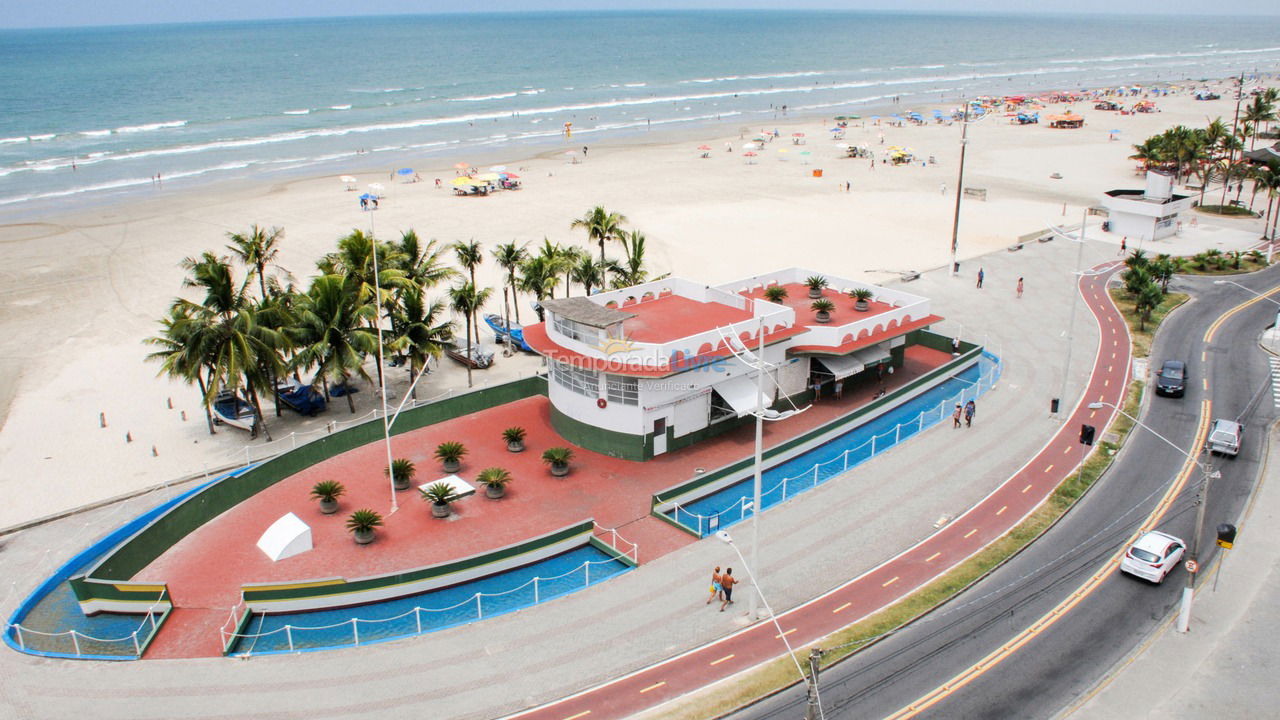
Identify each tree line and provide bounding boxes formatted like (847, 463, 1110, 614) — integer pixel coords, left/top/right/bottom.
(146, 205, 655, 439)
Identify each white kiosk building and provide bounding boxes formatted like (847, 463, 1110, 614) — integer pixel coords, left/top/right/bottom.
(523, 268, 942, 460)
(1101, 170, 1195, 242)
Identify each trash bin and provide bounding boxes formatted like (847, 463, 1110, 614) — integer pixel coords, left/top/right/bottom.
(813, 169, 823, 177)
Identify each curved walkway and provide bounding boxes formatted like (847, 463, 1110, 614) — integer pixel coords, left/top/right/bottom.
(508, 262, 1130, 720)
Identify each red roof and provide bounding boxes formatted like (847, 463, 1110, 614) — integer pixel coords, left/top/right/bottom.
(524, 321, 808, 377)
(788, 314, 944, 356)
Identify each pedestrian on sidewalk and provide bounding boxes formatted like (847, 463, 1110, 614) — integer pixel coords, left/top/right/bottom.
(976, 268, 984, 289)
(719, 569, 737, 611)
(706, 566, 723, 605)
(953, 404, 963, 428)
(964, 399, 975, 427)
(1119, 237, 1127, 255)
(1016, 277, 1024, 298)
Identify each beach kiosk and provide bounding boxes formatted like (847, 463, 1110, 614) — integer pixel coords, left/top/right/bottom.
(522, 269, 943, 460)
(1101, 171, 1195, 242)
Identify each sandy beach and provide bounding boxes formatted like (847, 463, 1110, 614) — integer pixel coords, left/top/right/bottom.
(0, 77, 1267, 530)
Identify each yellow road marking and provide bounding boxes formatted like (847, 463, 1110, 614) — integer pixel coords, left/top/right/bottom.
(1202, 350, 1207, 362)
(710, 654, 734, 666)
(882, 576, 900, 588)
(964, 528, 977, 538)
(1022, 484, 1033, 493)
(1205, 286, 1280, 342)
(996, 505, 1007, 516)
(564, 712, 591, 720)
(775, 628, 796, 639)
(833, 602, 851, 614)
(1203, 379, 1208, 391)
(640, 682, 666, 694)
(884, 396, 1215, 720)
(926, 552, 942, 562)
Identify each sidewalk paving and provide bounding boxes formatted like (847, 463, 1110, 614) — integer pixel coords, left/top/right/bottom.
(0, 236, 1119, 720)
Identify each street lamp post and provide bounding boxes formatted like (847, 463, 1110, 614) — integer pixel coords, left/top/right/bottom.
(1046, 211, 1090, 415)
(714, 530, 808, 684)
(366, 208, 399, 514)
(1088, 401, 1219, 632)
(948, 103, 970, 277)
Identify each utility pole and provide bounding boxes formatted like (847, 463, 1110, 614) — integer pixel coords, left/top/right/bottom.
(949, 103, 970, 277)
(1222, 71, 1245, 208)
(1178, 458, 1214, 632)
(1055, 209, 1088, 416)
(805, 647, 823, 720)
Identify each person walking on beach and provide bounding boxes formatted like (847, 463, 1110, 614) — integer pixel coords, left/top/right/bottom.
(1016, 277, 1024, 298)
(976, 268, 984, 289)
(964, 400, 976, 428)
(720, 568, 737, 611)
(706, 566, 723, 605)
(953, 404, 963, 428)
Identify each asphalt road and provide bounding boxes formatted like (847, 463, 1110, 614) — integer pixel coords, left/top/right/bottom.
(732, 265, 1280, 720)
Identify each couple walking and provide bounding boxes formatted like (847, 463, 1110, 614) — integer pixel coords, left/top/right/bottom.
(705, 566, 738, 612)
(952, 399, 976, 428)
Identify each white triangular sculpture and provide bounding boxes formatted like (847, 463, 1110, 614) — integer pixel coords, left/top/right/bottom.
(256, 512, 313, 562)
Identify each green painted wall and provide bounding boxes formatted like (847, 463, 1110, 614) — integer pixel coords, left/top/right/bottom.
(243, 520, 592, 603)
(85, 375, 549, 588)
(550, 405, 649, 461)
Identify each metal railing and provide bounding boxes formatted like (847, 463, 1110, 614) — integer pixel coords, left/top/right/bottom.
(222, 558, 628, 657)
(669, 353, 1002, 537)
(592, 521, 640, 564)
(6, 593, 167, 660)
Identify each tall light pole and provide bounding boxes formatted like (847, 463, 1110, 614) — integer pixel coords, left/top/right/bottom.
(1089, 401, 1219, 632)
(1047, 211, 1091, 415)
(948, 103, 970, 277)
(366, 204, 399, 514)
(715, 530, 808, 684)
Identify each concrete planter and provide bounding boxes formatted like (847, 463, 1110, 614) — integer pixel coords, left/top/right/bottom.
(319, 498, 339, 515)
(442, 459, 461, 474)
(353, 528, 375, 545)
(549, 462, 570, 477)
(507, 440, 525, 453)
(431, 502, 451, 519)
(485, 484, 506, 499)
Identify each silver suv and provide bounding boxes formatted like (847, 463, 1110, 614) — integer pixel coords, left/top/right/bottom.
(1208, 419, 1242, 457)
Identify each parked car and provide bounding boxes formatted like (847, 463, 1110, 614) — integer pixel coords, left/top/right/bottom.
(1155, 360, 1186, 397)
(1208, 419, 1242, 457)
(1119, 530, 1185, 584)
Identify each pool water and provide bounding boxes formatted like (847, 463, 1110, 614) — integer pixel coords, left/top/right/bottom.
(670, 353, 1000, 535)
(229, 544, 629, 655)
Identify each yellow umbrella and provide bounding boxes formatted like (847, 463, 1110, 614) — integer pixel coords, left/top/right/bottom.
(452, 177, 480, 187)
(475, 172, 501, 182)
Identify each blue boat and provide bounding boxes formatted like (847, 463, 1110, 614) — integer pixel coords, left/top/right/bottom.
(484, 313, 534, 352)
(275, 380, 327, 416)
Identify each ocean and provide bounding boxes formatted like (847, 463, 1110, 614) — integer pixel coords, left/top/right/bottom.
(2, 10, 1279, 215)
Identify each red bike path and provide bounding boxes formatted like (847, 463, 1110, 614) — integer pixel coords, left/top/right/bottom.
(508, 262, 1130, 720)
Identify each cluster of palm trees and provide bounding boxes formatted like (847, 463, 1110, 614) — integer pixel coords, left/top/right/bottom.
(146, 205, 656, 439)
(1119, 250, 1177, 331)
(1128, 89, 1280, 234)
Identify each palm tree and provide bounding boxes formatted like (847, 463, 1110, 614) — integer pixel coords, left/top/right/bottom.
(291, 274, 378, 412)
(145, 304, 218, 434)
(534, 238, 575, 298)
(166, 252, 283, 439)
(394, 230, 456, 290)
(321, 229, 409, 395)
(519, 255, 559, 321)
(1134, 282, 1163, 332)
(610, 230, 664, 288)
(560, 245, 588, 295)
(1243, 95, 1277, 150)
(388, 286, 453, 399)
(491, 241, 528, 324)
(452, 239, 485, 344)
(570, 206, 627, 266)
(570, 255, 607, 296)
(448, 281, 492, 388)
(1129, 137, 1165, 170)
(225, 224, 287, 301)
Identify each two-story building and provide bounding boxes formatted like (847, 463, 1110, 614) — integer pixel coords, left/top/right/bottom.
(522, 268, 944, 460)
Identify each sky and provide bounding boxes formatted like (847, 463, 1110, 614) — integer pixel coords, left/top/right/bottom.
(4, 0, 1278, 29)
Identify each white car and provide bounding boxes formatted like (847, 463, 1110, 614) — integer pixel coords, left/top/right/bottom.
(1119, 530, 1186, 584)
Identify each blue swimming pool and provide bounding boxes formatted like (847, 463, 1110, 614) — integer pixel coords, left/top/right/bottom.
(228, 544, 629, 655)
(668, 352, 1000, 536)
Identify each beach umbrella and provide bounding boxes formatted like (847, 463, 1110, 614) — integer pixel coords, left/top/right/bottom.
(742, 142, 759, 151)
(697, 145, 711, 150)
(475, 172, 501, 182)
(341, 175, 357, 190)
(359, 193, 377, 200)
(453, 162, 470, 170)
(777, 148, 789, 153)
(452, 177, 479, 187)
(792, 132, 805, 137)
(501, 172, 520, 179)
(489, 165, 507, 172)
(397, 168, 413, 176)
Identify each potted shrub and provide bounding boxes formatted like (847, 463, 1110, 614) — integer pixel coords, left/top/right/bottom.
(346, 508, 383, 545)
(804, 275, 828, 299)
(503, 426, 527, 453)
(434, 441, 467, 474)
(763, 285, 789, 303)
(850, 288, 874, 311)
(310, 480, 346, 515)
(384, 457, 416, 491)
(477, 467, 513, 499)
(420, 482, 459, 518)
(811, 298, 835, 323)
(542, 446, 575, 477)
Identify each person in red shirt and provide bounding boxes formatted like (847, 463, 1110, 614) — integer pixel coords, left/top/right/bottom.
(719, 568, 738, 612)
